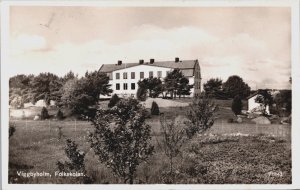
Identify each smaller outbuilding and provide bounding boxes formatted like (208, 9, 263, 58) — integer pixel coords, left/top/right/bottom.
(247, 91, 270, 115)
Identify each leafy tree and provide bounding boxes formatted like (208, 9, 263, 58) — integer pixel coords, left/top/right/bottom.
(89, 98, 154, 184)
(185, 96, 218, 138)
(108, 94, 120, 108)
(231, 95, 243, 115)
(40, 107, 49, 120)
(151, 101, 160, 115)
(164, 69, 192, 99)
(57, 139, 93, 183)
(60, 71, 112, 116)
(56, 109, 64, 120)
(138, 77, 163, 98)
(222, 75, 251, 99)
(63, 70, 77, 82)
(273, 90, 291, 116)
(9, 74, 35, 106)
(136, 86, 147, 101)
(203, 78, 226, 98)
(30, 72, 63, 105)
(159, 116, 187, 183)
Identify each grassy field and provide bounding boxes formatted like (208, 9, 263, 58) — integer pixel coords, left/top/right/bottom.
(8, 98, 291, 184)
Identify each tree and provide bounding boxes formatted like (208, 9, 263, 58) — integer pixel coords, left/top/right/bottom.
(203, 78, 225, 99)
(273, 90, 291, 116)
(57, 139, 93, 183)
(185, 96, 218, 138)
(108, 94, 120, 108)
(56, 109, 64, 120)
(89, 98, 154, 184)
(60, 71, 112, 116)
(231, 95, 243, 115)
(222, 75, 251, 99)
(30, 72, 63, 105)
(137, 77, 163, 98)
(159, 116, 187, 183)
(151, 101, 160, 115)
(164, 69, 192, 99)
(40, 107, 49, 120)
(136, 86, 147, 101)
(9, 74, 35, 106)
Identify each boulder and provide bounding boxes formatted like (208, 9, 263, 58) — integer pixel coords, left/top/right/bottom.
(251, 116, 271, 125)
(33, 115, 40, 121)
(236, 117, 243, 123)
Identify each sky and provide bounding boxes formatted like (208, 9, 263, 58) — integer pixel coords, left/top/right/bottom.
(8, 6, 291, 90)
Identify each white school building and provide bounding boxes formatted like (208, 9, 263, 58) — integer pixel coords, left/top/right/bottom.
(99, 58, 201, 98)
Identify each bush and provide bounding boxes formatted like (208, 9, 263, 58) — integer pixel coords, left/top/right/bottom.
(9, 123, 16, 138)
(89, 98, 154, 184)
(56, 109, 64, 120)
(151, 101, 160, 115)
(40, 107, 49, 120)
(136, 86, 147, 101)
(231, 95, 243, 115)
(108, 94, 120, 108)
(186, 96, 218, 138)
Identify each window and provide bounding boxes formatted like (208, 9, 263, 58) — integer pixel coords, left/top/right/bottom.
(123, 72, 127, 79)
(116, 83, 120, 90)
(157, 71, 162, 78)
(131, 83, 135, 90)
(149, 71, 153, 78)
(123, 83, 128, 90)
(116, 73, 120, 79)
(140, 72, 144, 79)
(131, 72, 135, 79)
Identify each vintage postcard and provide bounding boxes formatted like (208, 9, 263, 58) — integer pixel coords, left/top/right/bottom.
(1, 0, 300, 189)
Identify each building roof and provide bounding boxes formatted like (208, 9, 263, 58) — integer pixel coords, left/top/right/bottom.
(99, 60, 198, 75)
(247, 92, 259, 100)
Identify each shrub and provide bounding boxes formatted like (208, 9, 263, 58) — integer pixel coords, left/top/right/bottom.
(9, 123, 16, 138)
(89, 98, 154, 184)
(151, 101, 160, 115)
(136, 86, 147, 101)
(159, 116, 187, 182)
(40, 107, 49, 120)
(185, 96, 218, 138)
(108, 94, 120, 108)
(57, 139, 93, 183)
(231, 95, 243, 115)
(56, 109, 64, 120)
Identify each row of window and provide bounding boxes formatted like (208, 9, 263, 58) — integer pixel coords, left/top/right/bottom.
(116, 83, 136, 90)
(116, 71, 163, 80)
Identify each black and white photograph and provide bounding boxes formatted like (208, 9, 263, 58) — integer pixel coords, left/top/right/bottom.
(1, 0, 300, 189)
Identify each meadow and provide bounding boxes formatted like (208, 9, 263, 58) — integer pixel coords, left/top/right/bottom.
(8, 99, 291, 184)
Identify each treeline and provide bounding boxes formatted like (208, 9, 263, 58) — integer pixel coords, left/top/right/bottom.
(9, 71, 112, 116)
(203, 75, 251, 99)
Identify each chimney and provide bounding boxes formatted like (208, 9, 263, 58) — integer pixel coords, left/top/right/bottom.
(117, 60, 122, 65)
(139, 59, 144, 64)
(175, 57, 180, 63)
(150, 59, 155, 64)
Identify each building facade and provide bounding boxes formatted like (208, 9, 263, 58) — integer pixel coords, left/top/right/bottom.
(99, 58, 201, 98)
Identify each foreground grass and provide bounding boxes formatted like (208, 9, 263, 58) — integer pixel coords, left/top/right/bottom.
(9, 118, 291, 184)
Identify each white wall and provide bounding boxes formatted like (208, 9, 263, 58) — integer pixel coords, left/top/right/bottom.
(248, 95, 270, 114)
(107, 64, 195, 98)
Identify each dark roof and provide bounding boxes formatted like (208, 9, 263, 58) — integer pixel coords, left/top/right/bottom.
(247, 91, 259, 99)
(99, 60, 198, 74)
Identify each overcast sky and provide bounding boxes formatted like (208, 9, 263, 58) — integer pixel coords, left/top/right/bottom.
(9, 6, 291, 90)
